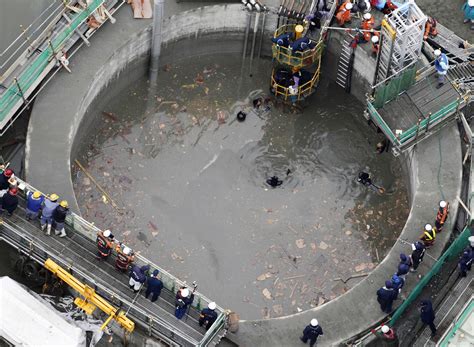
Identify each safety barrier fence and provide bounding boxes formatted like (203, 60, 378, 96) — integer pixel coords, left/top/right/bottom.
(6, 177, 227, 346)
(371, 63, 417, 108)
(0, 0, 106, 123)
(437, 298, 473, 347)
(366, 101, 400, 146)
(389, 226, 472, 325)
(271, 57, 321, 102)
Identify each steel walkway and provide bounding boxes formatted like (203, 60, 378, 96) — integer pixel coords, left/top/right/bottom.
(0, 0, 122, 135)
(0, 179, 227, 346)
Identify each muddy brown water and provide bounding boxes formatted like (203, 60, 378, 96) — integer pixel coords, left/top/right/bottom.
(72, 54, 409, 320)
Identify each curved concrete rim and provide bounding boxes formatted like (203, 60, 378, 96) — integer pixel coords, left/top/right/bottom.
(25, 4, 463, 346)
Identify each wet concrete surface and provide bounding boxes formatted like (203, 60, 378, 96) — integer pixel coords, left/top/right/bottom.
(72, 54, 409, 320)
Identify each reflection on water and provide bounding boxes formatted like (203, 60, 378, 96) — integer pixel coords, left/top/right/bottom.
(73, 54, 409, 319)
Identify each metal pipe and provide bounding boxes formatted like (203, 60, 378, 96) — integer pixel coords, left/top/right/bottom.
(149, 0, 164, 83)
(258, 10, 266, 58)
(242, 12, 252, 60)
(249, 11, 261, 75)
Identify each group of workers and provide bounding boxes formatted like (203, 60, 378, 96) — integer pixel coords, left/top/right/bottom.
(377, 200, 449, 314)
(0, 166, 70, 237)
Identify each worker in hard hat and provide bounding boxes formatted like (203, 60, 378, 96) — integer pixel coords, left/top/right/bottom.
(52, 200, 70, 238)
(40, 193, 59, 235)
(335, 1, 353, 26)
(290, 37, 316, 53)
(96, 229, 115, 260)
(199, 302, 218, 330)
(115, 244, 135, 271)
(271, 33, 292, 48)
(371, 325, 397, 344)
(0, 187, 18, 216)
(435, 200, 449, 232)
(300, 318, 323, 346)
(371, 34, 380, 57)
(175, 286, 195, 320)
(420, 223, 436, 247)
(434, 49, 449, 88)
(0, 168, 14, 197)
(129, 264, 150, 293)
(361, 13, 375, 42)
(26, 191, 45, 221)
(145, 269, 163, 302)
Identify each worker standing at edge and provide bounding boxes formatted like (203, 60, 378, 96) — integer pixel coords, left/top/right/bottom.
(361, 13, 375, 42)
(0, 187, 19, 216)
(40, 193, 59, 235)
(434, 49, 449, 88)
(300, 318, 323, 347)
(424, 17, 438, 40)
(410, 241, 426, 272)
(96, 229, 114, 260)
(420, 300, 437, 337)
(115, 244, 134, 271)
(199, 302, 218, 330)
(377, 280, 397, 313)
(420, 223, 436, 247)
(26, 191, 44, 221)
(175, 287, 195, 320)
(129, 264, 150, 293)
(435, 200, 449, 232)
(0, 169, 14, 197)
(145, 270, 163, 302)
(52, 200, 70, 238)
(336, 2, 353, 26)
(458, 250, 472, 277)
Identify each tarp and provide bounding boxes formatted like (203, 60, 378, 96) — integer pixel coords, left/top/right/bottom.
(0, 277, 85, 346)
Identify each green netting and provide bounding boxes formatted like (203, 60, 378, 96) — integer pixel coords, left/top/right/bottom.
(389, 226, 472, 325)
(372, 66, 417, 109)
(0, 0, 104, 122)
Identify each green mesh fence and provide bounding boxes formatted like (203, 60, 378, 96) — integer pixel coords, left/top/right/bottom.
(438, 301, 474, 347)
(389, 226, 472, 325)
(372, 66, 417, 109)
(0, 0, 104, 122)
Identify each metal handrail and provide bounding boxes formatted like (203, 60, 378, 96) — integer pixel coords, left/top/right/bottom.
(271, 63, 321, 102)
(366, 101, 400, 145)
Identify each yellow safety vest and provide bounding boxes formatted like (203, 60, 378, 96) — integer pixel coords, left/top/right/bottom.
(424, 228, 436, 240)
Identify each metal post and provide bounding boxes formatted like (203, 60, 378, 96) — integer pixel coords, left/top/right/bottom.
(14, 78, 26, 103)
(149, 0, 164, 83)
(242, 12, 252, 60)
(249, 11, 260, 75)
(257, 10, 266, 58)
(425, 113, 432, 133)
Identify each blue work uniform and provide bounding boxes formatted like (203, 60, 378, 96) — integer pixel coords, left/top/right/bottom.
(41, 199, 59, 226)
(377, 286, 397, 313)
(26, 192, 45, 219)
(175, 292, 195, 319)
(145, 276, 164, 302)
(199, 308, 218, 330)
(300, 324, 323, 347)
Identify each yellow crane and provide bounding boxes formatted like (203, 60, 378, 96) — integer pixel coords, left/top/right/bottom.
(44, 258, 134, 333)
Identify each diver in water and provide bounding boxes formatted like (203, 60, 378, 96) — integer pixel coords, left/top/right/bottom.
(267, 176, 283, 187)
(358, 172, 385, 194)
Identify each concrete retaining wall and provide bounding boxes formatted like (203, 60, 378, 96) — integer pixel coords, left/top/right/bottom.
(25, 3, 462, 346)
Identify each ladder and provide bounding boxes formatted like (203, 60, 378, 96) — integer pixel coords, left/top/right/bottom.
(336, 38, 353, 91)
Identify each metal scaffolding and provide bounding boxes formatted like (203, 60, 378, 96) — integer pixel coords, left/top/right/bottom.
(374, 0, 427, 84)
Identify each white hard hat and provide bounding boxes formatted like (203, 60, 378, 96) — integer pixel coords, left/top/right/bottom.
(310, 319, 318, 326)
(469, 236, 474, 247)
(381, 325, 390, 333)
(363, 13, 372, 20)
(123, 247, 131, 255)
(181, 288, 190, 297)
(439, 200, 447, 208)
(208, 302, 217, 310)
(434, 49, 441, 57)
(345, 3, 353, 10)
(371, 36, 379, 43)
(425, 224, 432, 231)
(103, 229, 111, 237)
(469, 0, 474, 7)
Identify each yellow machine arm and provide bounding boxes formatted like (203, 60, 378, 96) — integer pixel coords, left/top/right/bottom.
(44, 258, 135, 333)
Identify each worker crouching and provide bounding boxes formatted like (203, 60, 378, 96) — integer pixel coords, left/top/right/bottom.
(96, 229, 114, 260)
(336, 2, 353, 26)
(199, 302, 218, 330)
(115, 244, 134, 272)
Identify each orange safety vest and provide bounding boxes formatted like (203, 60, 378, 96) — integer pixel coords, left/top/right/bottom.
(362, 17, 375, 41)
(336, 1, 352, 26)
(424, 17, 438, 40)
(115, 248, 133, 270)
(97, 233, 112, 256)
(436, 205, 449, 226)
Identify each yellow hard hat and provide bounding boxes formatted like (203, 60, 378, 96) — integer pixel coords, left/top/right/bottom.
(60, 200, 68, 208)
(33, 191, 41, 199)
(49, 193, 59, 201)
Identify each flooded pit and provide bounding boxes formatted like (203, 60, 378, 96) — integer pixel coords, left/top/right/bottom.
(72, 53, 409, 320)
